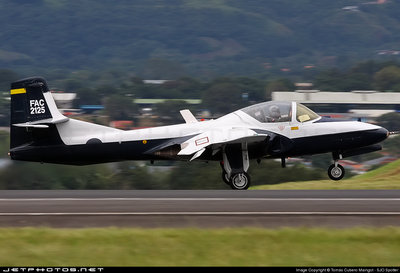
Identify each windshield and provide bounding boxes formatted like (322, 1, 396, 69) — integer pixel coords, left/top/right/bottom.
(296, 103, 319, 122)
(241, 101, 292, 123)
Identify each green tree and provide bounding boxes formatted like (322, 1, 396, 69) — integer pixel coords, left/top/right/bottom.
(0, 69, 19, 91)
(201, 82, 244, 115)
(111, 162, 167, 190)
(314, 69, 346, 91)
(142, 59, 186, 80)
(74, 87, 104, 106)
(0, 162, 114, 190)
(376, 112, 400, 132)
(0, 130, 9, 157)
(0, 97, 10, 126)
(155, 100, 192, 125)
(265, 79, 294, 99)
(381, 134, 400, 157)
(374, 66, 400, 91)
(104, 94, 138, 121)
(164, 162, 227, 189)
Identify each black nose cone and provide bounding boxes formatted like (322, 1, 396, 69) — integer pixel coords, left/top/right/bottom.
(374, 127, 389, 143)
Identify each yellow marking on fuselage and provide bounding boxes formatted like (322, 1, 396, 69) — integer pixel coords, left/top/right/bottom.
(10, 88, 26, 95)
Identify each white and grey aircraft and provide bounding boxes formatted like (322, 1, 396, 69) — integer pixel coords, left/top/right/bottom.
(9, 77, 389, 189)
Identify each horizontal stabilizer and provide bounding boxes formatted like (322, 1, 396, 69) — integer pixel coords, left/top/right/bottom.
(12, 115, 69, 128)
(13, 123, 49, 129)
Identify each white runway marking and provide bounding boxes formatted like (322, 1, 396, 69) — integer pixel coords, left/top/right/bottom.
(1, 198, 400, 201)
(1, 212, 400, 216)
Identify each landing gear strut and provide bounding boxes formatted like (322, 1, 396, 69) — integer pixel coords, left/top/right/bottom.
(221, 170, 230, 185)
(220, 143, 251, 190)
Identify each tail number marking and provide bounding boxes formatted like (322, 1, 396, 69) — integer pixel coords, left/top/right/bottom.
(29, 99, 46, 114)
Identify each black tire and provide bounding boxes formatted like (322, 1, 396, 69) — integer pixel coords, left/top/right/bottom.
(327, 164, 345, 181)
(230, 172, 250, 190)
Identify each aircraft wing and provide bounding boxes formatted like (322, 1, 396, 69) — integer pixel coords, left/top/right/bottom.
(143, 134, 198, 156)
(177, 127, 271, 160)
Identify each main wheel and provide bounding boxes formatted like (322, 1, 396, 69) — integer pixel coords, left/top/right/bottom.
(327, 164, 345, 181)
(230, 172, 250, 190)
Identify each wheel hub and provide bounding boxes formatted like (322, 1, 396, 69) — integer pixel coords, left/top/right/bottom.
(232, 173, 247, 187)
(331, 167, 342, 178)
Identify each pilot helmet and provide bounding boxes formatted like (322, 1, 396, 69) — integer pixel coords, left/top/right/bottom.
(269, 105, 281, 119)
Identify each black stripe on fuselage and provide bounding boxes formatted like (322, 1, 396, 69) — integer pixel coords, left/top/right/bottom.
(281, 128, 388, 158)
(10, 137, 184, 165)
(249, 127, 387, 158)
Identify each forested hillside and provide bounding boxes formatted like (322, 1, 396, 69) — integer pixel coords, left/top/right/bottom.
(1, 0, 400, 78)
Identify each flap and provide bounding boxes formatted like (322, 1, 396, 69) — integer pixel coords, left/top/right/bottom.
(143, 134, 199, 155)
(178, 127, 269, 156)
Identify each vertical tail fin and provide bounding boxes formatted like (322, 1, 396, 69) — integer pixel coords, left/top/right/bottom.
(11, 77, 52, 125)
(10, 77, 68, 149)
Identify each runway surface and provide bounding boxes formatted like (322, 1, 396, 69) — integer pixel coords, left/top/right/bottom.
(0, 190, 399, 228)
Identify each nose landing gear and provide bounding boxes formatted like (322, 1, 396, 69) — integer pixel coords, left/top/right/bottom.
(328, 163, 345, 180)
(328, 152, 345, 181)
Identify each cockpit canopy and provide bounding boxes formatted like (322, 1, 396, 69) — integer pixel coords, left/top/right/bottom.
(241, 101, 320, 123)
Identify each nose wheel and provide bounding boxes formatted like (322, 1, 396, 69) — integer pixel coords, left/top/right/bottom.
(328, 163, 345, 180)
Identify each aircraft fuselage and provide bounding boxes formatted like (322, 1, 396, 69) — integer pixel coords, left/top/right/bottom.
(8, 77, 389, 189)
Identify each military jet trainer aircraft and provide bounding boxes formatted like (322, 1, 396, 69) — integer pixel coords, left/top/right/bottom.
(9, 77, 389, 189)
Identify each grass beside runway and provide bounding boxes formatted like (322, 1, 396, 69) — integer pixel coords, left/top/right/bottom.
(0, 227, 400, 266)
(252, 159, 400, 190)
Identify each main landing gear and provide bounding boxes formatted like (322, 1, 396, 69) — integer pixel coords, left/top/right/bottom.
(222, 169, 251, 190)
(220, 143, 251, 190)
